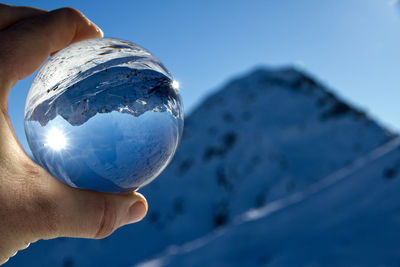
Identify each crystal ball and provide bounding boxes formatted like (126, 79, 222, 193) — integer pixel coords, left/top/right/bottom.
(24, 38, 183, 193)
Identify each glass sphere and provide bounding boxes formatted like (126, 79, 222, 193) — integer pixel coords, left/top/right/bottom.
(24, 38, 183, 193)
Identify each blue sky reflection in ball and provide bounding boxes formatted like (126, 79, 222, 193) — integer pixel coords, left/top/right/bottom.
(24, 38, 184, 194)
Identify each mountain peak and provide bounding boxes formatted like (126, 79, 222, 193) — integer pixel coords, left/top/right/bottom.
(233, 65, 321, 88)
(189, 65, 377, 134)
(8, 66, 395, 267)
(243, 65, 312, 80)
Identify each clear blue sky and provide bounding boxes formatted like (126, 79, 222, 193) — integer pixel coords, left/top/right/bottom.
(4, 0, 400, 152)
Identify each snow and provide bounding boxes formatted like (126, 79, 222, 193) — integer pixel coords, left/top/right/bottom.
(142, 137, 400, 266)
(7, 66, 395, 267)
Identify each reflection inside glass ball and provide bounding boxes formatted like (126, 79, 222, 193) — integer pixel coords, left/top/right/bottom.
(24, 38, 183, 193)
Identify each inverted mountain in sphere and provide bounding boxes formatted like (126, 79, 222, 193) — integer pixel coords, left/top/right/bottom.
(24, 38, 182, 126)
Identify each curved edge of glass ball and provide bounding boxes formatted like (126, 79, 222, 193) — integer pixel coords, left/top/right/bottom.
(24, 37, 184, 194)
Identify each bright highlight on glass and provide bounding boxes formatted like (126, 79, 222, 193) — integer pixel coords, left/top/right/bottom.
(172, 80, 180, 90)
(45, 128, 66, 151)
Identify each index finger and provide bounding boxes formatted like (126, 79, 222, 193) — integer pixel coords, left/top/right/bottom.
(0, 3, 47, 31)
(0, 7, 103, 107)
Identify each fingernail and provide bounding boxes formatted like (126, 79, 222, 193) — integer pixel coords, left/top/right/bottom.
(95, 25, 104, 37)
(126, 200, 147, 224)
(97, 26, 104, 37)
(91, 22, 104, 37)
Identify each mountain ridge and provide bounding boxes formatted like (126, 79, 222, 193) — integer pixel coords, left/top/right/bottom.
(7, 66, 395, 267)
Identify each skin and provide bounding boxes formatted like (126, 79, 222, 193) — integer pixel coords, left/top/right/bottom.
(0, 4, 148, 265)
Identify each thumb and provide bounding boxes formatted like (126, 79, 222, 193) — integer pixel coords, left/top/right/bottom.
(30, 167, 148, 240)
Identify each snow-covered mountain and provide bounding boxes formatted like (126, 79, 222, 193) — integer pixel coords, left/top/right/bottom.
(7, 67, 395, 267)
(138, 138, 400, 267)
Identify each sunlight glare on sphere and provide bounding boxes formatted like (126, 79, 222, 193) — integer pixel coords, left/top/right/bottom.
(172, 80, 180, 90)
(45, 128, 67, 151)
(24, 38, 184, 193)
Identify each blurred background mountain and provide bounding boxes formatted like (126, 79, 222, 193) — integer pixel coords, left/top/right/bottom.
(3, 0, 400, 266)
(7, 67, 400, 266)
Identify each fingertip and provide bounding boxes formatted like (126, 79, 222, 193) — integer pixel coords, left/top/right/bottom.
(128, 200, 147, 223)
(134, 192, 148, 206)
(132, 191, 148, 217)
(93, 22, 103, 38)
(123, 192, 148, 225)
(52, 7, 103, 42)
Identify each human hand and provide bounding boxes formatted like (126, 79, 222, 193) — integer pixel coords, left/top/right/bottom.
(0, 4, 148, 264)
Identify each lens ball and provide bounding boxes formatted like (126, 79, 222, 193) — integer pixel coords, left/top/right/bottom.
(24, 38, 183, 193)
